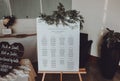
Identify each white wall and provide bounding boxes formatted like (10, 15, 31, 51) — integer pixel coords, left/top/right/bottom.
(0, 36, 37, 62)
(0, 19, 36, 34)
(1, 0, 105, 58)
(72, 0, 105, 57)
(1, 0, 120, 59)
(105, 0, 120, 32)
(0, 19, 37, 62)
(72, 0, 120, 57)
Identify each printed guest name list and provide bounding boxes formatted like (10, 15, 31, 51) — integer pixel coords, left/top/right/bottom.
(36, 18, 80, 72)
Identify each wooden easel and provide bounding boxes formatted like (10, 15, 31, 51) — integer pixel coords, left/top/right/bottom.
(40, 68, 86, 81)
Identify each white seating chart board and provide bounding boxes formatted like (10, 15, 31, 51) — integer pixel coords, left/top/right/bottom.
(36, 18, 80, 72)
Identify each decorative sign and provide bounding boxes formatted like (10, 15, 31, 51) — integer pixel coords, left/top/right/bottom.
(0, 41, 24, 77)
(2, 28, 12, 35)
(36, 18, 80, 72)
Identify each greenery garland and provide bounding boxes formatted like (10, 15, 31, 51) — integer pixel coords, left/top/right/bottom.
(39, 3, 84, 29)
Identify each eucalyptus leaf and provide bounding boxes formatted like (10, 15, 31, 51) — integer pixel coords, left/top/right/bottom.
(39, 3, 84, 29)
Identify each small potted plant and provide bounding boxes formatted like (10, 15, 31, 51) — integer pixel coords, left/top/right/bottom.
(100, 28, 120, 79)
(2, 15, 16, 35)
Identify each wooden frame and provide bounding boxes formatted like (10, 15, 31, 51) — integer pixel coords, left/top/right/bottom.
(40, 68, 86, 81)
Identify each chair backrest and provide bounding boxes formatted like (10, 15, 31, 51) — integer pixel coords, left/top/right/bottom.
(79, 33, 93, 68)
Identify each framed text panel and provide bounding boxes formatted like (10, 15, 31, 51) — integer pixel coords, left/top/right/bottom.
(36, 18, 80, 72)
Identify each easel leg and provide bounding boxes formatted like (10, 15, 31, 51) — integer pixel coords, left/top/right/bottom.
(78, 73, 82, 81)
(42, 72, 46, 81)
(60, 72, 63, 81)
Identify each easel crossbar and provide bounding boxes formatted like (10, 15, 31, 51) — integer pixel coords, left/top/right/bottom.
(41, 68, 86, 81)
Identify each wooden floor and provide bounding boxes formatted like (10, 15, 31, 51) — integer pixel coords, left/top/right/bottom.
(33, 62, 120, 81)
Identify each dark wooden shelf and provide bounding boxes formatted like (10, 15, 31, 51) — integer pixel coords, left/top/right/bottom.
(0, 33, 36, 38)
